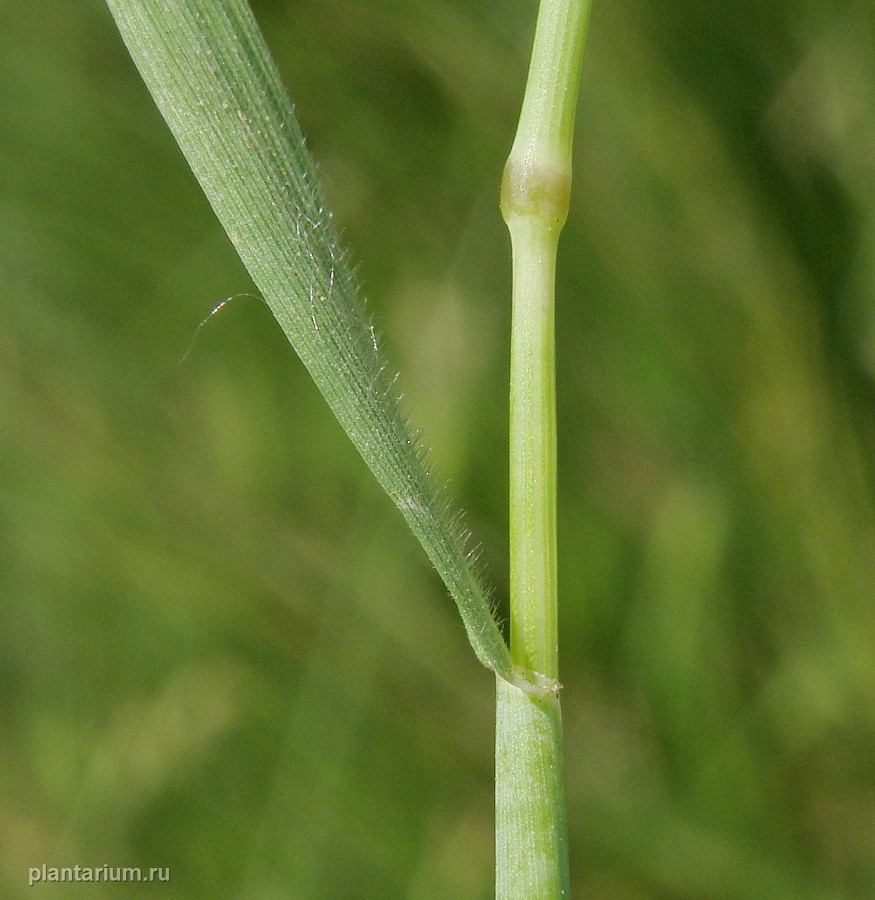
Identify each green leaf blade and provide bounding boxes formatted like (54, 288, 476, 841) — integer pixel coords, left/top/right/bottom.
(104, 0, 516, 683)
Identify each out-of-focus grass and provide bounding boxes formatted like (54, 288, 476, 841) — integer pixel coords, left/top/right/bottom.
(1, 0, 873, 897)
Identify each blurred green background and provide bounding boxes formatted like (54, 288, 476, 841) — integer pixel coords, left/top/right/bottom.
(2, 0, 875, 896)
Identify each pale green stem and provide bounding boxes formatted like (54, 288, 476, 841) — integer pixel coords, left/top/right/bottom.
(497, 0, 591, 895)
(508, 218, 560, 680)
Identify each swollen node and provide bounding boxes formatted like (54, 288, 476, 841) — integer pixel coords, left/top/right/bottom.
(500, 155, 570, 230)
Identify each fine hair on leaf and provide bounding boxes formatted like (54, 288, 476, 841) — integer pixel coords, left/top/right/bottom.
(103, 0, 554, 692)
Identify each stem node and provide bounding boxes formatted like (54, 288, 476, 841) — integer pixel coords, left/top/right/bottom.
(501, 155, 570, 229)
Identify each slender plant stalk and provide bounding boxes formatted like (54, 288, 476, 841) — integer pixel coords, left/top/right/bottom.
(497, 0, 591, 895)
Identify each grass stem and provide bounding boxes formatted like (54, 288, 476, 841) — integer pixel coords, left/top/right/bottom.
(497, 0, 590, 894)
